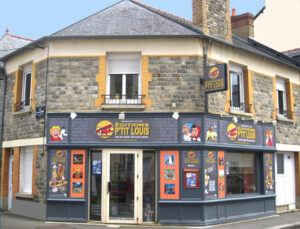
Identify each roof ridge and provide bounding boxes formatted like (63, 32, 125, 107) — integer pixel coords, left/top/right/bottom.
(51, 0, 124, 36)
(130, 0, 193, 24)
(282, 47, 300, 53)
(7, 33, 35, 42)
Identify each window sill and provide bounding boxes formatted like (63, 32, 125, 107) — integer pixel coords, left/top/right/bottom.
(15, 193, 33, 200)
(101, 104, 145, 111)
(229, 109, 253, 118)
(277, 117, 294, 123)
(13, 108, 32, 116)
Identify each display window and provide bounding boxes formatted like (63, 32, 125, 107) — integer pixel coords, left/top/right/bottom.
(226, 152, 257, 195)
(184, 169, 199, 188)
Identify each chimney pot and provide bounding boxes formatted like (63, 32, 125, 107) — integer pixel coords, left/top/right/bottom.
(232, 8, 236, 16)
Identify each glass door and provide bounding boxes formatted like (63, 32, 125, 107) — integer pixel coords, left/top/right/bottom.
(103, 149, 142, 224)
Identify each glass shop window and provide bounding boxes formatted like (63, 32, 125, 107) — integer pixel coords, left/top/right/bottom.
(226, 152, 257, 195)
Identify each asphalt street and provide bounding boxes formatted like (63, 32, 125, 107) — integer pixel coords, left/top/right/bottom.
(1, 211, 300, 229)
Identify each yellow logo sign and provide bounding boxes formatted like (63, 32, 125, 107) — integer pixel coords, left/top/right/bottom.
(226, 123, 237, 141)
(95, 120, 114, 138)
(208, 67, 219, 79)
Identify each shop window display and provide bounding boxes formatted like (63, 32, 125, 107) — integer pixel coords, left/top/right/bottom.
(226, 152, 257, 195)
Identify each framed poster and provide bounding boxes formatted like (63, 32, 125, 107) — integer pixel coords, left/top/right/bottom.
(264, 153, 275, 194)
(204, 151, 218, 199)
(160, 151, 179, 199)
(48, 149, 68, 198)
(184, 169, 199, 188)
(218, 151, 225, 198)
(70, 150, 86, 198)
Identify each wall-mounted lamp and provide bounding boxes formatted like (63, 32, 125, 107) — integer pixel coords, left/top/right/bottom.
(272, 120, 277, 126)
(253, 119, 258, 125)
(172, 112, 179, 120)
(70, 112, 77, 120)
(232, 116, 238, 124)
(119, 112, 125, 120)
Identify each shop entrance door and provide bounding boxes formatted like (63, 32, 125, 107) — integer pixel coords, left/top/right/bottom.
(103, 150, 142, 224)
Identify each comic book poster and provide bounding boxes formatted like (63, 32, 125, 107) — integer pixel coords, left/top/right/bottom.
(265, 153, 275, 194)
(204, 151, 218, 199)
(49, 149, 68, 198)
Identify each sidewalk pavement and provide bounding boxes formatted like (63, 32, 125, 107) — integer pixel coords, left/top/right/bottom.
(1, 210, 300, 229)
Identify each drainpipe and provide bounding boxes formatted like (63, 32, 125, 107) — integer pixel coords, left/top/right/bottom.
(0, 62, 7, 216)
(203, 38, 212, 113)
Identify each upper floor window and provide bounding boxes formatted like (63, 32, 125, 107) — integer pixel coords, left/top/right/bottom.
(105, 53, 142, 105)
(276, 77, 288, 119)
(14, 64, 32, 112)
(229, 65, 245, 112)
(22, 65, 32, 110)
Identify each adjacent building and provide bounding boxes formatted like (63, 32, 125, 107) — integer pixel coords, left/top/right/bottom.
(0, 0, 299, 226)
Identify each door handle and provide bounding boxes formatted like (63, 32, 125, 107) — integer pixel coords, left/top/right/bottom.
(108, 181, 111, 193)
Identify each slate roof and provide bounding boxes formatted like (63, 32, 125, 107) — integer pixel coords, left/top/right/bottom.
(0, 31, 33, 59)
(52, 0, 201, 37)
(232, 35, 300, 69)
(0, 0, 299, 71)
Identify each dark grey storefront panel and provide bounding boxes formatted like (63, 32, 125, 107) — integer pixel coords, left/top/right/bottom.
(47, 201, 87, 222)
(158, 196, 275, 225)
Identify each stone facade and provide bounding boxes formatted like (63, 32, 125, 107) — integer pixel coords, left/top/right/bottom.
(34, 145, 48, 203)
(47, 58, 99, 111)
(148, 56, 205, 111)
(252, 72, 274, 121)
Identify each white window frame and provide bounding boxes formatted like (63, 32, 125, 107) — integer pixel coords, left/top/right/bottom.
(21, 64, 32, 110)
(276, 77, 287, 119)
(106, 53, 141, 105)
(229, 65, 244, 111)
(19, 146, 33, 194)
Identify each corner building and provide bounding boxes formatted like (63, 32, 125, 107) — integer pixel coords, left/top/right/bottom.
(0, 0, 300, 226)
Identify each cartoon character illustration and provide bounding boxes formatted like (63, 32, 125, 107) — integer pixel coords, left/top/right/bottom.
(49, 126, 68, 141)
(95, 120, 114, 138)
(206, 124, 218, 142)
(191, 125, 201, 142)
(265, 165, 274, 190)
(204, 168, 210, 194)
(165, 155, 175, 166)
(59, 127, 68, 140)
(182, 122, 193, 141)
(266, 130, 275, 146)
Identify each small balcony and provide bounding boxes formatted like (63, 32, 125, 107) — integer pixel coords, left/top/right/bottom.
(277, 109, 294, 120)
(101, 94, 145, 111)
(13, 100, 32, 115)
(230, 101, 252, 113)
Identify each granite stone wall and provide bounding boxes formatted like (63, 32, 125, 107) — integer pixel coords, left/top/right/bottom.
(252, 72, 274, 121)
(148, 56, 205, 111)
(47, 58, 99, 111)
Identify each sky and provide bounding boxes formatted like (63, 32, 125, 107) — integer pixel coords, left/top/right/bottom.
(0, 0, 265, 40)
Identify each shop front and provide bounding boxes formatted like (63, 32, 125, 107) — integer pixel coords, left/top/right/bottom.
(46, 112, 276, 226)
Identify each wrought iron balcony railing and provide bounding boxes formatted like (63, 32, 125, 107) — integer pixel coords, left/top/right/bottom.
(230, 101, 252, 113)
(102, 94, 145, 105)
(277, 109, 293, 119)
(14, 100, 32, 112)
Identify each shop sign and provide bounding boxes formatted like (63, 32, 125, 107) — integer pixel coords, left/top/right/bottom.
(204, 64, 228, 93)
(264, 153, 275, 194)
(69, 117, 178, 143)
(182, 151, 201, 169)
(204, 151, 218, 199)
(220, 120, 263, 146)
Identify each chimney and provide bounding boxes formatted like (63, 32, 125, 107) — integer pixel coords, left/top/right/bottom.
(231, 13, 254, 40)
(192, 0, 232, 42)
